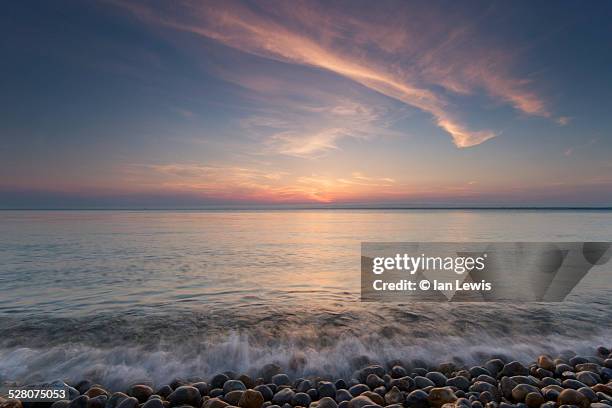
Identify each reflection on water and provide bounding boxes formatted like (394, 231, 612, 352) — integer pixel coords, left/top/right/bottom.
(0, 210, 610, 388)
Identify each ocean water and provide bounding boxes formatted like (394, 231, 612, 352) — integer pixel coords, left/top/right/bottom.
(0, 209, 610, 389)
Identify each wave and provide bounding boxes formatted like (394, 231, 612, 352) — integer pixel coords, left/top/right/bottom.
(1, 301, 609, 390)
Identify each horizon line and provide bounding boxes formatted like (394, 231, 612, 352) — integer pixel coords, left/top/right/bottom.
(1, 206, 611, 211)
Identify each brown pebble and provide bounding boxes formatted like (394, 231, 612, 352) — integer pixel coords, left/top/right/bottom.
(238, 390, 264, 408)
(428, 387, 458, 408)
(557, 388, 589, 408)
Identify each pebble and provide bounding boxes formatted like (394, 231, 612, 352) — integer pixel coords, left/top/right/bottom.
(141, 399, 164, 408)
(51, 401, 70, 408)
(569, 356, 589, 366)
(358, 392, 382, 406)
(335, 389, 352, 403)
(357, 366, 385, 384)
(557, 388, 589, 408)
(203, 398, 228, 408)
(105, 393, 129, 408)
(438, 363, 456, 376)
(36, 345, 612, 408)
(193, 382, 209, 396)
(601, 367, 612, 381)
(271, 375, 291, 387)
(390, 366, 407, 378)
(68, 395, 89, 408)
(428, 387, 457, 408)
(592, 384, 612, 394)
(86, 388, 109, 398)
(576, 370, 601, 386)
(524, 392, 544, 408)
(335, 380, 347, 390)
(501, 362, 529, 377)
(479, 391, 494, 404)
(406, 390, 429, 408)
(413, 368, 429, 377)
(347, 396, 374, 408)
(167, 386, 201, 408)
(290, 392, 310, 407)
(470, 367, 491, 378)
(223, 380, 247, 394)
(239, 375, 255, 390)
(170, 379, 188, 389)
(535, 368, 553, 378)
(224, 390, 245, 405)
(575, 362, 600, 373)
(254, 385, 274, 402)
(414, 376, 436, 389)
(127, 385, 154, 403)
(388, 376, 414, 392)
(500, 377, 518, 400)
(426, 372, 448, 387)
(383, 387, 402, 405)
(88, 395, 108, 408)
(155, 386, 173, 399)
(537, 355, 555, 371)
(541, 377, 561, 387)
(555, 363, 573, 377)
(261, 364, 282, 383)
(561, 379, 587, 389)
(445, 376, 470, 391)
(318, 382, 336, 399)
(578, 386, 598, 403)
(297, 380, 312, 393)
(510, 376, 540, 387)
(471, 381, 499, 400)
(348, 385, 369, 397)
(116, 397, 138, 408)
(211, 375, 230, 390)
(315, 397, 338, 408)
(271, 388, 294, 405)
(364, 375, 384, 390)
(307, 388, 319, 401)
(542, 387, 560, 401)
(210, 389, 224, 398)
(511, 384, 540, 402)
(484, 359, 505, 377)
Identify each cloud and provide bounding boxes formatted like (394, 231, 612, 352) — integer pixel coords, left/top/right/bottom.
(564, 138, 598, 157)
(294, 173, 398, 202)
(266, 128, 347, 158)
(111, 0, 556, 148)
(128, 163, 400, 203)
(556, 116, 571, 126)
(111, 0, 567, 151)
(239, 97, 399, 157)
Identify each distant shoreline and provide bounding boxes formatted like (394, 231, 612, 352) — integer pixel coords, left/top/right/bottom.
(1, 207, 611, 211)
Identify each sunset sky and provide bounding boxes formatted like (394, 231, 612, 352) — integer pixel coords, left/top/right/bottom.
(1, 0, 611, 207)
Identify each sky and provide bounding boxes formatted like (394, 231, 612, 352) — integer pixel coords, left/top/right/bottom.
(1, 0, 611, 208)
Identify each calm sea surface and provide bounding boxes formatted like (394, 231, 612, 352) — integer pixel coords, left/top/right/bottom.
(0, 210, 610, 388)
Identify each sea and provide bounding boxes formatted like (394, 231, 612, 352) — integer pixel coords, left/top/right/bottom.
(0, 209, 610, 389)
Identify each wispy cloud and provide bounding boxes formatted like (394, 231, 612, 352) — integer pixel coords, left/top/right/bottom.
(239, 98, 399, 158)
(112, 0, 556, 148)
(125, 163, 400, 203)
(556, 116, 571, 126)
(266, 128, 348, 158)
(564, 138, 598, 157)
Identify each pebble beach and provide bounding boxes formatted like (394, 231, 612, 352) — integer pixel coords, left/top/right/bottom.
(2, 346, 611, 408)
